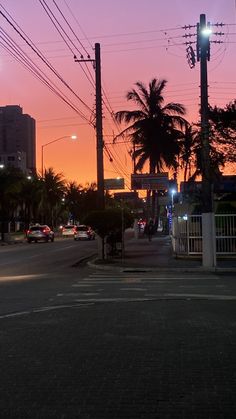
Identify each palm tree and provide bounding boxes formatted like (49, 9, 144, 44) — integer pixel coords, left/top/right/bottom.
(115, 78, 187, 174)
(40, 168, 66, 227)
(179, 122, 199, 182)
(65, 181, 83, 224)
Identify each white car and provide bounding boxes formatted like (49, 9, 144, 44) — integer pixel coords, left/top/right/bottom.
(74, 225, 95, 240)
(62, 225, 77, 237)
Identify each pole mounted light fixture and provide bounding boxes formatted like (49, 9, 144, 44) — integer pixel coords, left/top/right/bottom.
(41, 134, 77, 177)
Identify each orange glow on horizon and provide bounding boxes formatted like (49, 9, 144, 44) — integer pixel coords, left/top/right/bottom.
(0, 0, 235, 190)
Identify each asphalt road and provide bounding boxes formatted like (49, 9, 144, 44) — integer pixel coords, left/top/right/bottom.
(0, 243, 236, 418)
(0, 236, 97, 277)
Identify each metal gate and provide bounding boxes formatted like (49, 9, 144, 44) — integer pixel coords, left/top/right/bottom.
(172, 214, 236, 256)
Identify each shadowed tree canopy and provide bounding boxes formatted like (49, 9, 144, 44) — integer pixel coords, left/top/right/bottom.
(114, 78, 187, 173)
(208, 100, 236, 163)
(83, 208, 134, 238)
(40, 167, 66, 226)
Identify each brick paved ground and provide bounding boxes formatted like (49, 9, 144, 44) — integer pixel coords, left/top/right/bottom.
(1, 300, 236, 418)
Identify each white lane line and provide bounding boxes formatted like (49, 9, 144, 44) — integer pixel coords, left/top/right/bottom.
(32, 303, 94, 312)
(120, 288, 148, 291)
(57, 292, 100, 297)
(0, 303, 94, 320)
(164, 293, 236, 300)
(0, 311, 30, 319)
(74, 297, 154, 303)
(0, 274, 47, 282)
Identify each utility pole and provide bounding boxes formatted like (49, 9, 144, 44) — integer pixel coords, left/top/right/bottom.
(184, 14, 224, 267)
(198, 14, 212, 213)
(75, 43, 104, 210)
(95, 43, 104, 210)
(197, 14, 216, 268)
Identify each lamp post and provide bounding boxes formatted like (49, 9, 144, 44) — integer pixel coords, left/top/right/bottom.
(171, 188, 177, 208)
(41, 135, 77, 177)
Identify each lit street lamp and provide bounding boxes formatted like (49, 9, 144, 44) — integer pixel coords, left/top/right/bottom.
(170, 188, 177, 208)
(41, 135, 77, 177)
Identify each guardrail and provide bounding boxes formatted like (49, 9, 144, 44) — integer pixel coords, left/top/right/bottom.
(172, 214, 236, 256)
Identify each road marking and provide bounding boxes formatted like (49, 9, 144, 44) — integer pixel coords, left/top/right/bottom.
(74, 297, 154, 303)
(0, 311, 30, 319)
(87, 274, 219, 280)
(57, 292, 100, 297)
(164, 293, 236, 300)
(0, 274, 47, 282)
(0, 303, 94, 320)
(119, 288, 148, 291)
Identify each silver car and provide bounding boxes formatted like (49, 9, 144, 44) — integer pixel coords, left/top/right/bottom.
(26, 225, 55, 243)
(61, 225, 77, 237)
(74, 225, 95, 241)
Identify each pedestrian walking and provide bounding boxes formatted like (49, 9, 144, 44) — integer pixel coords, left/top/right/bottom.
(147, 218, 154, 241)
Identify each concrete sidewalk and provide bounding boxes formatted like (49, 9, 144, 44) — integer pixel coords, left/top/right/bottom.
(88, 232, 236, 273)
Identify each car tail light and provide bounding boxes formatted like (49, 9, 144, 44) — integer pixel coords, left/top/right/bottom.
(43, 229, 47, 233)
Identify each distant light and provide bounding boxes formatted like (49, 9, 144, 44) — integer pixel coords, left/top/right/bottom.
(170, 188, 177, 195)
(27, 176, 32, 180)
(71, 135, 77, 140)
(0, 164, 4, 169)
(201, 27, 212, 37)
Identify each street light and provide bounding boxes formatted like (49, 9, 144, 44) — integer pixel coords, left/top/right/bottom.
(41, 135, 77, 176)
(170, 188, 177, 208)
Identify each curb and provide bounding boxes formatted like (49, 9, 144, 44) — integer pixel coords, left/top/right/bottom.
(87, 259, 236, 274)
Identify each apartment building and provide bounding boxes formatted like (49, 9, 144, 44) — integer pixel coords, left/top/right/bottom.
(0, 105, 36, 173)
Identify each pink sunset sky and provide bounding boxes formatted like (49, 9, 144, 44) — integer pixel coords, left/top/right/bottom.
(0, 0, 235, 189)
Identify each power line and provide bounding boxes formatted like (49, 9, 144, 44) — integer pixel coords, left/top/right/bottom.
(0, 32, 91, 123)
(0, 5, 94, 122)
(52, 0, 90, 57)
(62, 0, 94, 50)
(38, 0, 95, 89)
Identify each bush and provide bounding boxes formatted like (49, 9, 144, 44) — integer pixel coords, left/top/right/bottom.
(83, 208, 134, 238)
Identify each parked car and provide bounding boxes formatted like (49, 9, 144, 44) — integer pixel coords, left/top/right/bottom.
(26, 224, 55, 243)
(61, 225, 77, 237)
(74, 225, 95, 241)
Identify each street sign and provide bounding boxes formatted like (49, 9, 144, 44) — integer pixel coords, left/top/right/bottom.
(104, 178, 125, 190)
(114, 192, 138, 201)
(131, 173, 169, 191)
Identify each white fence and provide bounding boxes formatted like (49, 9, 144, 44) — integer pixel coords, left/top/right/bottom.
(172, 214, 236, 256)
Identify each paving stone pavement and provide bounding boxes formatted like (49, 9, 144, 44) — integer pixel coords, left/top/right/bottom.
(1, 299, 236, 418)
(88, 232, 236, 273)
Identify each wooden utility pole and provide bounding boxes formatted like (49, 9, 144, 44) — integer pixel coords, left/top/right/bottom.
(95, 43, 104, 210)
(75, 43, 104, 210)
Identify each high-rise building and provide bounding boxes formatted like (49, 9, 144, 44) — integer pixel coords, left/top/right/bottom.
(0, 105, 36, 173)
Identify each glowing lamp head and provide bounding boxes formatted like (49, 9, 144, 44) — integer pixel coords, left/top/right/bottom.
(201, 27, 212, 37)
